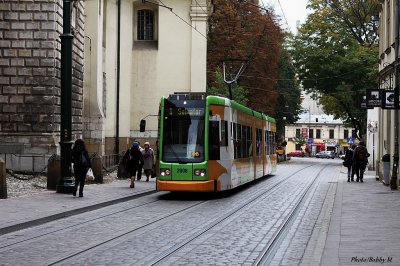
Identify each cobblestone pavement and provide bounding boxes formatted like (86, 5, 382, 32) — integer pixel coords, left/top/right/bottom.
(2, 159, 400, 266)
(0, 160, 334, 265)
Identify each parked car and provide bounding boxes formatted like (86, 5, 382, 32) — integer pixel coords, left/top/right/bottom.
(315, 151, 335, 159)
(287, 151, 305, 157)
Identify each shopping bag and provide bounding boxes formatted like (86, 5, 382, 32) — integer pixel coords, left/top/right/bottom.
(117, 162, 130, 179)
(86, 168, 95, 181)
(151, 165, 157, 178)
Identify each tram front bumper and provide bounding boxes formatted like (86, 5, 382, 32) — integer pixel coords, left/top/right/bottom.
(157, 180, 216, 192)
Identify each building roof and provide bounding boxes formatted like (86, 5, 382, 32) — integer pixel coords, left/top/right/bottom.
(296, 113, 344, 125)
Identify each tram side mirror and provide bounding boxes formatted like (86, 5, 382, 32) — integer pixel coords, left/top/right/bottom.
(140, 120, 146, 132)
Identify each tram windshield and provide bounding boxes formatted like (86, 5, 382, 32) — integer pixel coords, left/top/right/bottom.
(162, 99, 205, 163)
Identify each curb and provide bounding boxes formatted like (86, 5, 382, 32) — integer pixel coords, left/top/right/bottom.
(0, 189, 157, 236)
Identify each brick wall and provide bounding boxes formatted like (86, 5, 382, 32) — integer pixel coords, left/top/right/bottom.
(0, 0, 85, 172)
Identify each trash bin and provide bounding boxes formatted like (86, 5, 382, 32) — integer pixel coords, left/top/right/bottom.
(382, 154, 390, 185)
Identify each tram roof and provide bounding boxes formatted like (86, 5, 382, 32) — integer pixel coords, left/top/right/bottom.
(206, 95, 276, 123)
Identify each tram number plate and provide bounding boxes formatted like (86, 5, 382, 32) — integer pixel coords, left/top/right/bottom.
(177, 168, 188, 174)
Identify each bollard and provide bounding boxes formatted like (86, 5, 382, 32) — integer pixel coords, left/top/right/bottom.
(47, 155, 60, 190)
(91, 154, 103, 183)
(0, 159, 7, 199)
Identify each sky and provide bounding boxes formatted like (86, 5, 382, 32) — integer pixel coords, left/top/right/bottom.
(262, 0, 310, 33)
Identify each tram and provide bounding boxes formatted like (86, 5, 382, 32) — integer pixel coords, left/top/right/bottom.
(156, 93, 277, 192)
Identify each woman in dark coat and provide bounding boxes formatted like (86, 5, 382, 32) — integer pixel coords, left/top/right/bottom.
(71, 139, 91, 197)
(344, 144, 356, 182)
(123, 141, 144, 188)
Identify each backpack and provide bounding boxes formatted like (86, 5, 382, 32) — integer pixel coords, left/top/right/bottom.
(356, 148, 367, 162)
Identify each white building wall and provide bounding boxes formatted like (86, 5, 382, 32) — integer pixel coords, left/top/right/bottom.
(84, 0, 209, 154)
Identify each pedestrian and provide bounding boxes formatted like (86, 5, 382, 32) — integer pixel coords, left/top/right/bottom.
(123, 141, 144, 188)
(142, 141, 155, 182)
(71, 139, 91, 197)
(352, 141, 370, 182)
(136, 141, 143, 181)
(343, 144, 356, 182)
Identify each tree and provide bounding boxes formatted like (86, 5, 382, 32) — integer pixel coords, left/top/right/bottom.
(275, 41, 303, 140)
(207, 0, 283, 115)
(290, 0, 379, 140)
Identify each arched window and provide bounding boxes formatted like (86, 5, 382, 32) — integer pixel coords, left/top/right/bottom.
(137, 9, 154, 40)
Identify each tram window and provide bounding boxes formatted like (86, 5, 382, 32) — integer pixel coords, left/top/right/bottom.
(209, 121, 220, 160)
(242, 125, 247, 158)
(221, 120, 228, 147)
(247, 126, 252, 157)
(237, 124, 242, 158)
(256, 128, 262, 157)
(271, 132, 276, 155)
(233, 122, 237, 159)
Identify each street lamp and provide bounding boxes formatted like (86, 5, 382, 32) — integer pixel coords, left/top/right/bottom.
(57, 0, 75, 193)
(367, 121, 378, 171)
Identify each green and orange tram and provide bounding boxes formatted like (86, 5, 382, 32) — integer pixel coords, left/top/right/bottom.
(157, 93, 277, 192)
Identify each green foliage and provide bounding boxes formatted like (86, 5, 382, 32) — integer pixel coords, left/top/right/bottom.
(275, 41, 303, 140)
(290, 0, 379, 139)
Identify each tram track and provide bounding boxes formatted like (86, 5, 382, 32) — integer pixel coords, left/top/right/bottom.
(1, 163, 324, 265)
(252, 164, 326, 265)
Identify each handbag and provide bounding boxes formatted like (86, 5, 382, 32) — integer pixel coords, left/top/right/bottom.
(343, 160, 351, 167)
(86, 168, 95, 181)
(151, 165, 157, 178)
(117, 162, 130, 179)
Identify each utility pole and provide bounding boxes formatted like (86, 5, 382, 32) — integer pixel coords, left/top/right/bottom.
(57, 0, 75, 193)
(391, 0, 400, 190)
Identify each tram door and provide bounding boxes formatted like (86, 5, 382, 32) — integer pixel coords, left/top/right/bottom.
(209, 120, 220, 160)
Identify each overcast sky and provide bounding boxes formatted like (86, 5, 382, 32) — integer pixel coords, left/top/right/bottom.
(262, 0, 310, 33)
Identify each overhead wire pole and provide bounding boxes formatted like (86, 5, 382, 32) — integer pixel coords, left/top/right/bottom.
(57, 0, 75, 193)
(391, 0, 400, 190)
(222, 61, 247, 100)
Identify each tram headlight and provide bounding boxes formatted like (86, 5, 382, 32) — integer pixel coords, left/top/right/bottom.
(160, 169, 171, 176)
(194, 169, 206, 176)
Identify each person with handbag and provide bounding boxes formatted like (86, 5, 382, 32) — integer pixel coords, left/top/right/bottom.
(142, 142, 155, 182)
(343, 144, 356, 182)
(71, 139, 91, 197)
(123, 141, 144, 188)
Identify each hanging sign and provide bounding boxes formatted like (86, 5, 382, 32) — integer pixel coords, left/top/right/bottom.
(360, 94, 372, 109)
(366, 89, 382, 108)
(381, 89, 398, 109)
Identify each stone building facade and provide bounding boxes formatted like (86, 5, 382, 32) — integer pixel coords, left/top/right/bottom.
(0, 0, 210, 172)
(0, 0, 85, 172)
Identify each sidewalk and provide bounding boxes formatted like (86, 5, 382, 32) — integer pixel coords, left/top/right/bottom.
(0, 176, 156, 235)
(1, 167, 400, 265)
(321, 170, 400, 265)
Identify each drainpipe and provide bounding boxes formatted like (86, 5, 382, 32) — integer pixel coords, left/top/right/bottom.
(390, 0, 399, 190)
(115, 0, 121, 160)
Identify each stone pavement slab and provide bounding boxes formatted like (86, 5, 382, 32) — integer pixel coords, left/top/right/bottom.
(322, 170, 400, 266)
(0, 178, 156, 235)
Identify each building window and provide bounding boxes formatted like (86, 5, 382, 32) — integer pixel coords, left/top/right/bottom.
(137, 9, 154, 40)
(309, 129, 314, 139)
(344, 129, 349, 139)
(316, 129, 321, 139)
(296, 129, 301, 137)
(329, 129, 334, 139)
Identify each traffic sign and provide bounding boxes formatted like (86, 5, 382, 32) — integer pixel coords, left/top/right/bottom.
(347, 137, 354, 144)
